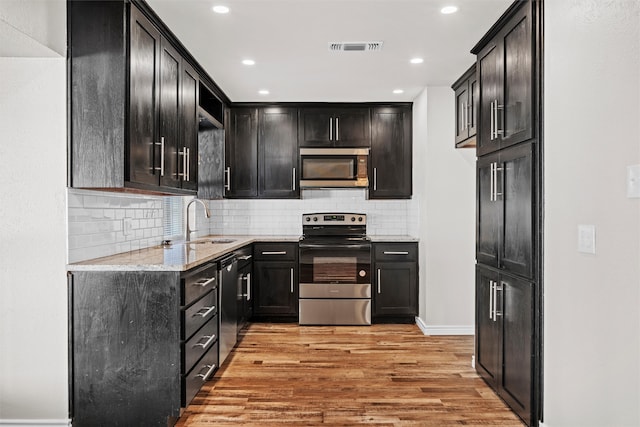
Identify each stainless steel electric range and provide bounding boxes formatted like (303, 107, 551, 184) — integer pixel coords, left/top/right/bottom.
(298, 213, 371, 325)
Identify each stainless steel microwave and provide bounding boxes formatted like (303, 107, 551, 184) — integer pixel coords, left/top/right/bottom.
(299, 148, 369, 188)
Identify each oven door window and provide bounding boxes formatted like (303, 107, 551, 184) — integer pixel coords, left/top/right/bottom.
(300, 246, 370, 284)
(301, 157, 356, 180)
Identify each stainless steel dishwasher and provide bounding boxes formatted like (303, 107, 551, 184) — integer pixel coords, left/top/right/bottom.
(218, 254, 238, 365)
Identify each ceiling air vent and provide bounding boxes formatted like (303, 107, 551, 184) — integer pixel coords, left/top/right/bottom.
(328, 41, 384, 52)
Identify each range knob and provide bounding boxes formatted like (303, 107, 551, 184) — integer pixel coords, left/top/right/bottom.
(305, 217, 311, 222)
(351, 217, 356, 222)
(313, 217, 318, 222)
(358, 217, 363, 222)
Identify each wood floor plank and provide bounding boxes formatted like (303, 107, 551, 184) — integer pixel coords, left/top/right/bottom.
(177, 323, 524, 426)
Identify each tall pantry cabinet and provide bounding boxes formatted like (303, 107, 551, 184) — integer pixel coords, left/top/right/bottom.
(470, 1, 543, 426)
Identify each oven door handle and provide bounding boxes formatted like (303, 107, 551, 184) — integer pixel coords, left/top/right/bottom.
(299, 243, 371, 250)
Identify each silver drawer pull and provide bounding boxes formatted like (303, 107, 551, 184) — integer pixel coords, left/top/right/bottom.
(193, 334, 216, 349)
(237, 255, 252, 260)
(383, 251, 409, 255)
(194, 306, 216, 318)
(193, 277, 216, 287)
(262, 251, 287, 255)
(196, 364, 216, 380)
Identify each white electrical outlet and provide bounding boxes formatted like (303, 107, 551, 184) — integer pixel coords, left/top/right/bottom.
(627, 165, 640, 198)
(123, 217, 133, 237)
(578, 224, 596, 254)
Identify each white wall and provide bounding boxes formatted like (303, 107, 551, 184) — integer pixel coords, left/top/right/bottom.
(543, 1, 640, 425)
(0, 0, 66, 57)
(413, 86, 477, 334)
(0, 58, 69, 422)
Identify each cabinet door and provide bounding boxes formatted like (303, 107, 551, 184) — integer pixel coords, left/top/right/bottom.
(500, 273, 534, 426)
(129, 6, 161, 186)
(454, 81, 470, 145)
(373, 261, 417, 317)
(158, 39, 181, 189)
(476, 153, 501, 268)
(476, 42, 502, 157)
(226, 108, 258, 198)
(370, 106, 412, 199)
(298, 108, 333, 147)
(181, 62, 199, 191)
(253, 262, 297, 316)
(500, 3, 533, 148)
(500, 143, 534, 278)
(475, 265, 500, 388)
(469, 73, 478, 138)
(258, 107, 299, 198)
(334, 108, 371, 147)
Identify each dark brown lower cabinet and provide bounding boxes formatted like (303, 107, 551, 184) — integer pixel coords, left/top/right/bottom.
(372, 242, 418, 323)
(475, 264, 536, 427)
(252, 243, 298, 320)
(69, 264, 220, 426)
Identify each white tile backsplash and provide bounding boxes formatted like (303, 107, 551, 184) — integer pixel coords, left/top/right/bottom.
(68, 188, 419, 263)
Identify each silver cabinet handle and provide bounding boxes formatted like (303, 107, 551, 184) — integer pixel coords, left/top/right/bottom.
(489, 162, 496, 202)
(383, 251, 409, 255)
(373, 167, 377, 191)
(290, 268, 294, 293)
(495, 101, 503, 137)
(196, 364, 216, 380)
(246, 273, 251, 301)
(329, 118, 333, 141)
(492, 282, 498, 322)
(224, 167, 231, 191)
(336, 117, 339, 141)
(490, 101, 495, 140)
(194, 305, 216, 318)
(186, 147, 190, 181)
(494, 163, 503, 200)
(292, 167, 296, 191)
(193, 334, 216, 349)
(179, 147, 187, 179)
(154, 137, 165, 176)
(262, 251, 287, 255)
(193, 276, 216, 288)
(462, 102, 467, 131)
(489, 280, 494, 320)
(377, 269, 381, 294)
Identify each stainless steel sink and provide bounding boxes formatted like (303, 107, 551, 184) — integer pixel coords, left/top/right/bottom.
(206, 238, 236, 244)
(161, 238, 237, 247)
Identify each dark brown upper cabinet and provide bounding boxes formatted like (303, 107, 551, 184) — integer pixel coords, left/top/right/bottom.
(69, 1, 227, 196)
(298, 107, 371, 147)
(369, 106, 412, 199)
(473, 1, 534, 157)
(452, 64, 478, 148)
(225, 107, 299, 199)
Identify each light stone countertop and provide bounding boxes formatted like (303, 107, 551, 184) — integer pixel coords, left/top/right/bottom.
(67, 235, 299, 272)
(67, 234, 419, 272)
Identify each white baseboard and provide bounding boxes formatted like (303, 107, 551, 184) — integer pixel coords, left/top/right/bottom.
(415, 317, 474, 336)
(0, 420, 71, 426)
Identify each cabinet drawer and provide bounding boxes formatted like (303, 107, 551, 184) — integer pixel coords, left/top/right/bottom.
(374, 243, 418, 261)
(183, 289, 217, 340)
(253, 243, 297, 261)
(183, 340, 219, 407)
(182, 262, 218, 306)
(183, 315, 218, 375)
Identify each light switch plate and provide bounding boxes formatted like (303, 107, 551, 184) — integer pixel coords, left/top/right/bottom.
(578, 224, 596, 254)
(123, 217, 133, 236)
(627, 165, 640, 198)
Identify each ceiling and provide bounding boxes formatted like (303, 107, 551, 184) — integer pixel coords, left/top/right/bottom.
(146, 0, 512, 103)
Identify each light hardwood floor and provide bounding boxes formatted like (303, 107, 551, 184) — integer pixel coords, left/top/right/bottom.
(177, 323, 524, 426)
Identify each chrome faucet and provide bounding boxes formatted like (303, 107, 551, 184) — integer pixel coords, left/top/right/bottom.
(185, 198, 211, 241)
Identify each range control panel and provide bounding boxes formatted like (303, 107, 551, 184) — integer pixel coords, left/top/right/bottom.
(302, 213, 367, 225)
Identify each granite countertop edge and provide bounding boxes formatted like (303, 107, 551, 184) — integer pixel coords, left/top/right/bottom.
(67, 234, 419, 272)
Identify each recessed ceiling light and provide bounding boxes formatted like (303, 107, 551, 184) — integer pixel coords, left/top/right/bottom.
(212, 5, 229, 14)
(393, 89, 404, 94)
(441, 6, 458, 14)
(258, 90, 270, 95)
(410, 58, 424, 64)
(242, 59, 256, 66)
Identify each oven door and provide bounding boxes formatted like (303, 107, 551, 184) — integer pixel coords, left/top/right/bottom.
(299, 242, 371, 297)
